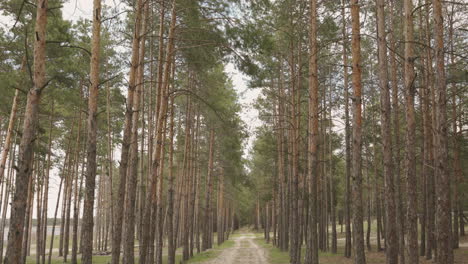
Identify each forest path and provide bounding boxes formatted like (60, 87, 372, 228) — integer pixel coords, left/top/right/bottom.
(201, 233, 269, 264)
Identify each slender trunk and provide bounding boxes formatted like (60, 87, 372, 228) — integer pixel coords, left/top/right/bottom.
(449, 8, 460, 249)
(388, 1, 405, 262)
(433, 0, 453, 262)
(123, 1, 147, 262)
(140, 1, 177, 262)
(350, 0, 366, 263)
(342, 0, 352, 257)
(329, 82, 337, 253)
(0, 88, 19, 183)
(202, 128, 215, 251)
(0, 134, 18, 264)
(4, 0, 48, 262)
(376, 0, 398, 262)
(110, 0, 143, 263)
(304, 1, 318, 263)
(167, 98, 176, 264)
(41, 103, 53, 264)
(81, 0, 102, 262)
(403, 0, 419, 262)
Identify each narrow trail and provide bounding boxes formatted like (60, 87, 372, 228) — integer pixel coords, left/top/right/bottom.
(202, 233, 269, 264)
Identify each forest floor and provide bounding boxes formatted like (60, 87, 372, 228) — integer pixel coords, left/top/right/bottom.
(253, 231, 468, 264)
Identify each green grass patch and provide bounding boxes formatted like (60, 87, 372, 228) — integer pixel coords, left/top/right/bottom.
(255, 238, 290, 264)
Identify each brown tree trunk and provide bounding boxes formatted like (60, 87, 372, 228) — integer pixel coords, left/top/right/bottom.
(203, 128, 215, 250)
(0, 88, 19, 183)
(41, 103, 54, 264)
(81, 0, 102, 262)
(110, 1, 144, 263)
(350, 0, 366, 263)
(123, 1, 147, 262)
(403, 0, 419, 262)
(140, 1, 177, 262)
(449, 8, 460, 249)
(167, 98, 176, 264)
(4, 0, 48, 262)
(433, 0, 453, 263)
(304, 1, 318, 263)
(341, 0, 352, 257)
(71, 96, 84, 264)
(388, 1, 405, 262)
(376, 0, 398, 262)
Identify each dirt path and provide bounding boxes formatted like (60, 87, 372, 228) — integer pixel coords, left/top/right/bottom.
(201, 233, 269, 264)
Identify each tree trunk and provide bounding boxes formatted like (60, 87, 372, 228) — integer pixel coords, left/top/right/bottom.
(81, 0, 102, 262)
(203, 128, 215, 250)
(341, 0, 352, 257)
(449, 8, 460, 249)
(140, 1, 177, 261)
(123, 1, 147, 262)
(350, 0, 366, 263)
(71, 96, 84, 264)
(4, 0, 48, 262)
(403, 0, 419, 262)
(376, 0, 398, 262)
(110, 0, 144, 263)
(0, 88, 19, 183)
(304, 1, 318, 263)
(388, 1, 405, 262)
(433, 0, 453, 263)
(167, 98, 176, 264)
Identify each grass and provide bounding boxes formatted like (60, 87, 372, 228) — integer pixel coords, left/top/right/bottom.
(25, 234, 236, 264)
(254, 231, 468, 264)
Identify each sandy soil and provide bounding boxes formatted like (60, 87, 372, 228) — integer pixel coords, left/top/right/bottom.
(201, 234, 268, 264)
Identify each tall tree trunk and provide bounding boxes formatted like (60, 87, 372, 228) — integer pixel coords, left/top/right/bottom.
(329, 84, 337, 254)
(449, 7, 460, 249)
(71, 96, 84, 264)
(403, 0, 419, 262)
(0, 88, 19, 183)
(433, 0, 453, 262)
(110, 0, 144, 263)
(388, 1, 405, 262)
(304, 0, 318, 263)
(167, 98, 176, 264)
(376, 0, 398, 262)
(140, 1, 177, 262)
(341, 0, 352, 257)
(350, 0, 366, 263)
(4, 0, 48, 262)
(203, 128, 215, 251)
(123, 1, 147, 262)
(41, 102, 54, 264)
(81, 0, 102, 262)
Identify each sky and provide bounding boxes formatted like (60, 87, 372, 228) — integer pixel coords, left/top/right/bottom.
(1, 0, 261, 216)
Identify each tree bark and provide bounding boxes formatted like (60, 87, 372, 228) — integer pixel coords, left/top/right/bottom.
(81, 0, 102, 262)
(140, 1, 177, 262)
(203, 128, 215, 250)
(350, 0, 366, 263)
(304, 0, 319, 263)
(123, 1, 147, 262)
(341, 0, 352, 257)
(403, 0, 419, 262)
(433, 0, 453, 263)
(0, 88, 19, 183)
(4, 0, 48, 262)
(376, 0, 398, 262)
(388, 1, 405, 262)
